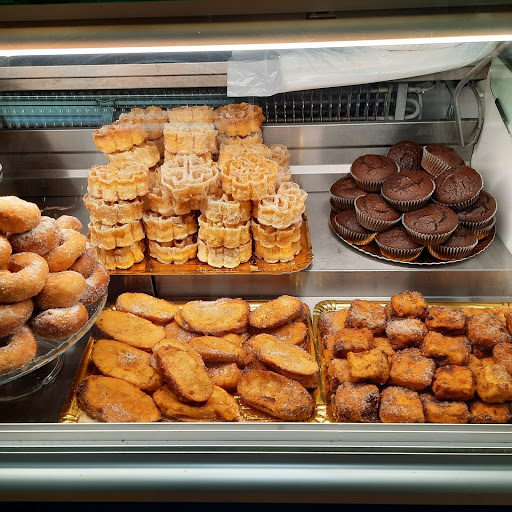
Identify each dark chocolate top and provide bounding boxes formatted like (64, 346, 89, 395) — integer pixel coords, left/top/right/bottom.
(434, 166, 483, 205)
(403, 203, 458, 235)
(437, 225, 478, 249)
(387, 140, 423, 171)
(330, 176, 367, 200)
(335, 209, 373, 234)
(355, 193, 401, 221)
(350, 154, 398, 182)
(381, 170, 434, 201)
(457, 190, 497, 223)
(376, 225, 424, 250)
(424, 145, 465, 168)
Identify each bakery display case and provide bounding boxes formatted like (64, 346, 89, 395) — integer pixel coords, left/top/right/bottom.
(1, 0, 512, 505)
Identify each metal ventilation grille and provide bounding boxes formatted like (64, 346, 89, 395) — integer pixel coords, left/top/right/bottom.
(0, 84, 418, 129)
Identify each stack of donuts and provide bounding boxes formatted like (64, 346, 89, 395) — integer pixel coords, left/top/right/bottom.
(0, 195, 110, 374)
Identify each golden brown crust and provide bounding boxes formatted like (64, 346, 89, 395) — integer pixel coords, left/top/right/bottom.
(206, 363, 243, 392)
(432, 365, 476, 401)
(390, 290, 428, 319)
(115, 293, 180, 325)
(188, 336, 247, 368)
(262, 321, 308, 348)
(0, 196, 41, 234)
(249, 295, 304, 330)
(379, 386, 425, 423)
(420, 393, 469, 423)
(0, 325, 37, 373)
(345, 299, 386, 336)
(425, 305, 467, 335)
(77, 375, 161, 422)
(334, 382, 380, 423)
(35, 270, 86, 310)
(30, 302, 89, 340)
(0, 299, 33, 338)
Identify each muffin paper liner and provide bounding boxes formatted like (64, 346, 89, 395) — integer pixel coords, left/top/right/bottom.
(458, 200, 497, 231)
(421, 149, 455, 178)
(472, 217, 496, 240)
(381, 187, 434, 212)
(350, 173, 384, 193)
(375, 239, 425, 262)
(433, 182, 483, 212)
(329, 191, 365, 208)
(427, 239, 478, 261)
(403, 222, 457, 246)
(354, 202, 401, 233)
(333, 216, 377, 245)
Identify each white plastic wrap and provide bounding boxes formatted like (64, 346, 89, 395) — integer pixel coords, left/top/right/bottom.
(227, 43, 497, 97)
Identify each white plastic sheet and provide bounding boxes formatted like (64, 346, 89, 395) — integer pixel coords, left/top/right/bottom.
(227, 43, 497, 97)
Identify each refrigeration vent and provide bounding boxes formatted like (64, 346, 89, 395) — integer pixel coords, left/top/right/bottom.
(0, 83, 419, 129)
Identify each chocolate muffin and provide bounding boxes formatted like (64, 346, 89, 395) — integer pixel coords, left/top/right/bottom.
(381, 170, 435, 212)
(333, 209, 377, 245)
(402, 203, 458, 246)
(387, 140, 423, 171)
(428, 225, 478, 261)
(421, 145, 465, 178)
(375, 225, 425, 262)
(457, 190, 497, 229)
(330, 176, 367, 209)
(354, 193, 401, 232)
(433, 166, 483, 211)
(350, 154, 398, 192)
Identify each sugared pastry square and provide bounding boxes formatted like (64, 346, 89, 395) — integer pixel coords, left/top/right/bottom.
(467, 354, 495, 376)
(345, 299, 387, 336)
(331, 327, 374, 358)
(372, 336, 396, 357)
(390, 290, 428, 320)
(327, 358, 353, 394)
(432, 365, 476, 401)
(469, 400, 512, 424)
(421, 331, 471, 367)
(475, 364, 512, 403)
(385, 318, 428, 350)
(347, 349, 390, 385)
(389, 348, 436, 391)
(379, 386, 425, 423)
(420, 393, 469, 424)
(425, 305, 467, 335)
(467, 312, 512, 353)
(493, 342, 512, 374)
(318, 309, 349, 338)
(334, 382, 380, 423)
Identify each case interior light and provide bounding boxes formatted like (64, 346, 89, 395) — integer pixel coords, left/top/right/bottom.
(1, 34, 511, 57)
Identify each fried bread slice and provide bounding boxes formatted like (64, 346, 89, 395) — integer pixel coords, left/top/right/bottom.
(96, 309, 165, 350)
(115, 292, 180, 325)
(206, 362, 243, 392)
(188, 336, 247, 368)
(262, 321, 308, 348)
(163, 319, 199, 342)
(237, 370, 315, 421)
(77, 375, 161, 422)
(153, 345, 213, 403)
(180, 298, 250, 335)
(153, 384, 240, 422)
(91, 339, 164, 393)
(249, 295, 305, 330)
(247, 333, 319, 389)
(151, 337, 204, 366)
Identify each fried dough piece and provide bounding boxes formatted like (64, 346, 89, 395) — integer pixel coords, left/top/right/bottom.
(390, 290, 428, 320)
(153, 345, 213, 403)
(181, 298, 250, 335)
(96, 310, 165, 350)
(249, 295, 304, 330)
(467, 312, 512, 352)
(379, 386, 425, 423)
(152, 337, 204, 366)
(237, 370, 315, 421)
(425, 306, 467, 335)
(420, 393, 469, 424)
(469, 400, 512, 424)
(327, 358, 353, 393)
(188, 336, 247, 368)
(345, 299, 386, 336)
(263, 321, 308, 348)
(493, 342, 512, 374)
(206, 362, 243, 391)
(318, 309, 348, 338)
(248, 333, 319, 389)
(334, 382, 380, 423)
(115, 292, 180, 325)
(421, 332, 471, 367)
(221, 332, 250, 346)
(164, 320, 198, 343)
(154, 384, 240, 422)
(91, 339, 164, 393)
(78, 375, 161, 422)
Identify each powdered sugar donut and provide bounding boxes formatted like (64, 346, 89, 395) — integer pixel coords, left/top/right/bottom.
(0, 252, 49, 303)
(80, 261, 110, 306)
(56, 215, 83, 232)
(35, 271, 87, 310)
(0, 234, 12, 268)
(0, 299, 34, 337)
(0, 325, 38, 374)
(0, 196, 41, 234)
(9, 216, 62, 256)
(44, 228, 87, 272)
(30, 302, 89, 340)
(69, 243, 98, 278)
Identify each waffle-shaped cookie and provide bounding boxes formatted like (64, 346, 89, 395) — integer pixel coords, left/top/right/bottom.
(200, 191, 251, 226)
(251, 219, 302, 249)
(83, 194, 144, 226)
(145, 182, 196, 217)
(213, 103, 265, 137)
(253, 238, 302, 264)
(119, 106, 169, 140)
(147, 235, 198, 265)
(197, 238, 252, 268)
(218, 140, 271, 168)
(198, 214, 251, 249)
(167, 105, 214, 124)
(93, 118, 148, 154)
(97, 240, 146, 270)
(106, 140, 161, 169)
(89, 220, 145, 251)
(143, 211, 198, 243)
(163, 122, 217, 155)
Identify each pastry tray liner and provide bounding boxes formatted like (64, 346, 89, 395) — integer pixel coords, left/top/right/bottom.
(314, 299, 512, 423)
(59, 299, 328, 424)
(110, 212, 313, 275)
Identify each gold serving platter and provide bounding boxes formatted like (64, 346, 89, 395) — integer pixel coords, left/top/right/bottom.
(59, 298, 328, 424)
(329, 211, 495, 266)
(109, 213, 313, 275)
(313, 298, 512, 423)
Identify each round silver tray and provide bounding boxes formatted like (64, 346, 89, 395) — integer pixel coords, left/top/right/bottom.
(329, 213, 496, 266)
(0, 291, 107, 388)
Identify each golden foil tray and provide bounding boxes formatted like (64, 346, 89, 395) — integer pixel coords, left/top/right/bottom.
(59, 299, 327, 424)
(108, 212, 313, 275)
(313, 299, 512, 423)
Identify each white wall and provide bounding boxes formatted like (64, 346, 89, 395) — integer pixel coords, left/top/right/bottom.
(472, 76, 512, 254)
